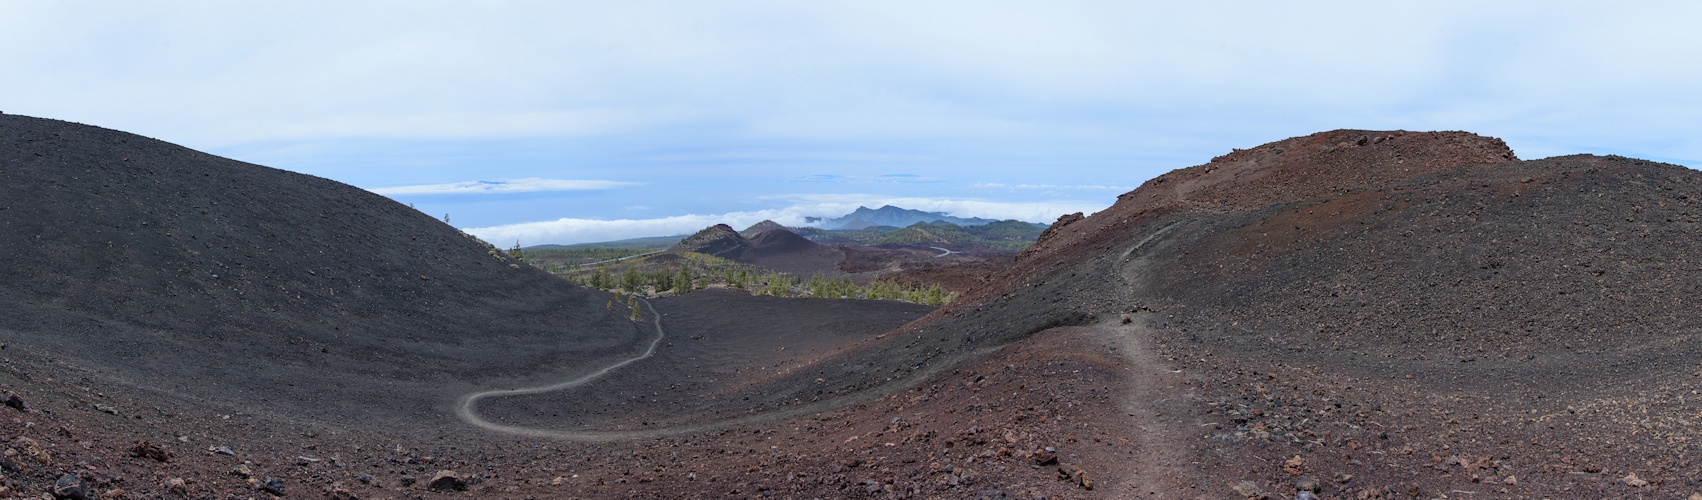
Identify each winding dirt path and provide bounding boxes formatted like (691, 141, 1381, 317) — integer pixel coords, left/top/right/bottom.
(454, 296, 998, 441)
(454, 298, 669, 440)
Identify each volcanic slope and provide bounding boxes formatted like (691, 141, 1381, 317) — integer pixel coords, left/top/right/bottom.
(0, 114, 653, 426)
(673, 223, 845, 275)
(873, 129, 1702, 497)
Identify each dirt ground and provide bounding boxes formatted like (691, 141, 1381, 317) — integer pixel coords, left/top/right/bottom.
(0, 293, 1157, 499)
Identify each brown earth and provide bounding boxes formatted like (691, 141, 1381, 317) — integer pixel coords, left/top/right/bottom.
(838, 244, 1011, 292)
(6, 115, 1702, 499)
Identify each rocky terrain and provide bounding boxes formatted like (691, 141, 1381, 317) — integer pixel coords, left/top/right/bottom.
(896, 129, 1702, 497)
(4, 115, 1702, 499)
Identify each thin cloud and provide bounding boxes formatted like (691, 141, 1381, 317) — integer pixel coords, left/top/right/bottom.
(789, 174, 940, 183)
(368, 178, 635, 196)
(972, 182, 1133, 191)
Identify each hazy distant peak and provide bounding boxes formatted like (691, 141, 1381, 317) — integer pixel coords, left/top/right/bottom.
(810, 205, 997, 230)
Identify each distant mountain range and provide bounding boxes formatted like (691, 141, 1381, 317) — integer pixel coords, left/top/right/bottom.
(742, 219, 1046, 252)
(805, 205, 1000, 230)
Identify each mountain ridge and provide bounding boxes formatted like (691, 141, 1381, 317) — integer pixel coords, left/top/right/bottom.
(806, 205, 999, 229)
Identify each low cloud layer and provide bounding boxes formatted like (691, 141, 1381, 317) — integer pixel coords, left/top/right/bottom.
(368, 178, 635, 196)
(464, 195, 1107, 246)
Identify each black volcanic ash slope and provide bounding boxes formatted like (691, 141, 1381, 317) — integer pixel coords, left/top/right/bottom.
(0, 115, 640, 423)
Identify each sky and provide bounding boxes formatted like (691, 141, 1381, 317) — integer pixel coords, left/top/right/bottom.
(3, 2, 1700, 245)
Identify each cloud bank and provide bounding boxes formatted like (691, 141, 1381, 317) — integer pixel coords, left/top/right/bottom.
(368, 178, 634, 196)
(464, 195, 1107, 246)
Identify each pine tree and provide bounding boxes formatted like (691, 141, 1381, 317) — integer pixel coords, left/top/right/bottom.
(674, 267, 693, 294)
(628, 297, 642, 321)
(622, 267, 642, 292)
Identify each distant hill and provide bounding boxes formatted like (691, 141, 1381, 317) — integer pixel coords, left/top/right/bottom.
(672, 224, 844, 275)
(739, 220, 787, 238)
(806, 205, 999, 230)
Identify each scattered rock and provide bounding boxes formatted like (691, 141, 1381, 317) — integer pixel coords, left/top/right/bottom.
(428, 470, 468, 491)
(1282, 455, 1307, 475)
(1623, 473, 1649, 487)
(3, 394, 26, 411)
(15, 437, 52, 463)
(255, 477, 284, 495)
(1294, 475, 1318, 492)
(1031, 449, 1058, 466)
(129, 441, 171, 462)
(1503, 475, 1517, 485)
(163, 477, 187, 494)
(0, 455, 21, 472)
(1056, 464, 1092, 490)
(94, 404, 120, 416)
(98, 488, 125, 500)
(326, 484, 359, 500)
(1230, 480, 1265, 498)
(208, 445, 234, 456)
(231, 463, 253, 478)
(398, 475, 416, 487)
(53, 473, 87, 500)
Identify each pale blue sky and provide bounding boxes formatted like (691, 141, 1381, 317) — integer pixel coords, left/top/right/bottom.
(4, 2, 1699, 244)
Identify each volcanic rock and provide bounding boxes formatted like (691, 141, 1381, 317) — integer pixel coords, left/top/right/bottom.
(52, 473, 86, 500)
(256, 477, 284, 495)
(128, 441, 171, 462)
(427, 470, 468, 491)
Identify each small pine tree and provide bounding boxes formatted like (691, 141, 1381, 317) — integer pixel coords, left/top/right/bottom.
(508, 241, 524, 260)
(674, 267, 693, 294)
(924, 284, 945, 306)
(628, 297, 642, 321)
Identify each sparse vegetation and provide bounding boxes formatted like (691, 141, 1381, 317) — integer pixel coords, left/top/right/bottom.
(788, 220, 1044, 252)
(517, 246, 667, 273)
(552, 251, 955, 306)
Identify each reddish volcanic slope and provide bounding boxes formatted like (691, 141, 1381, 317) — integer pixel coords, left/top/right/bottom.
(877, 129, 1702, 497)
